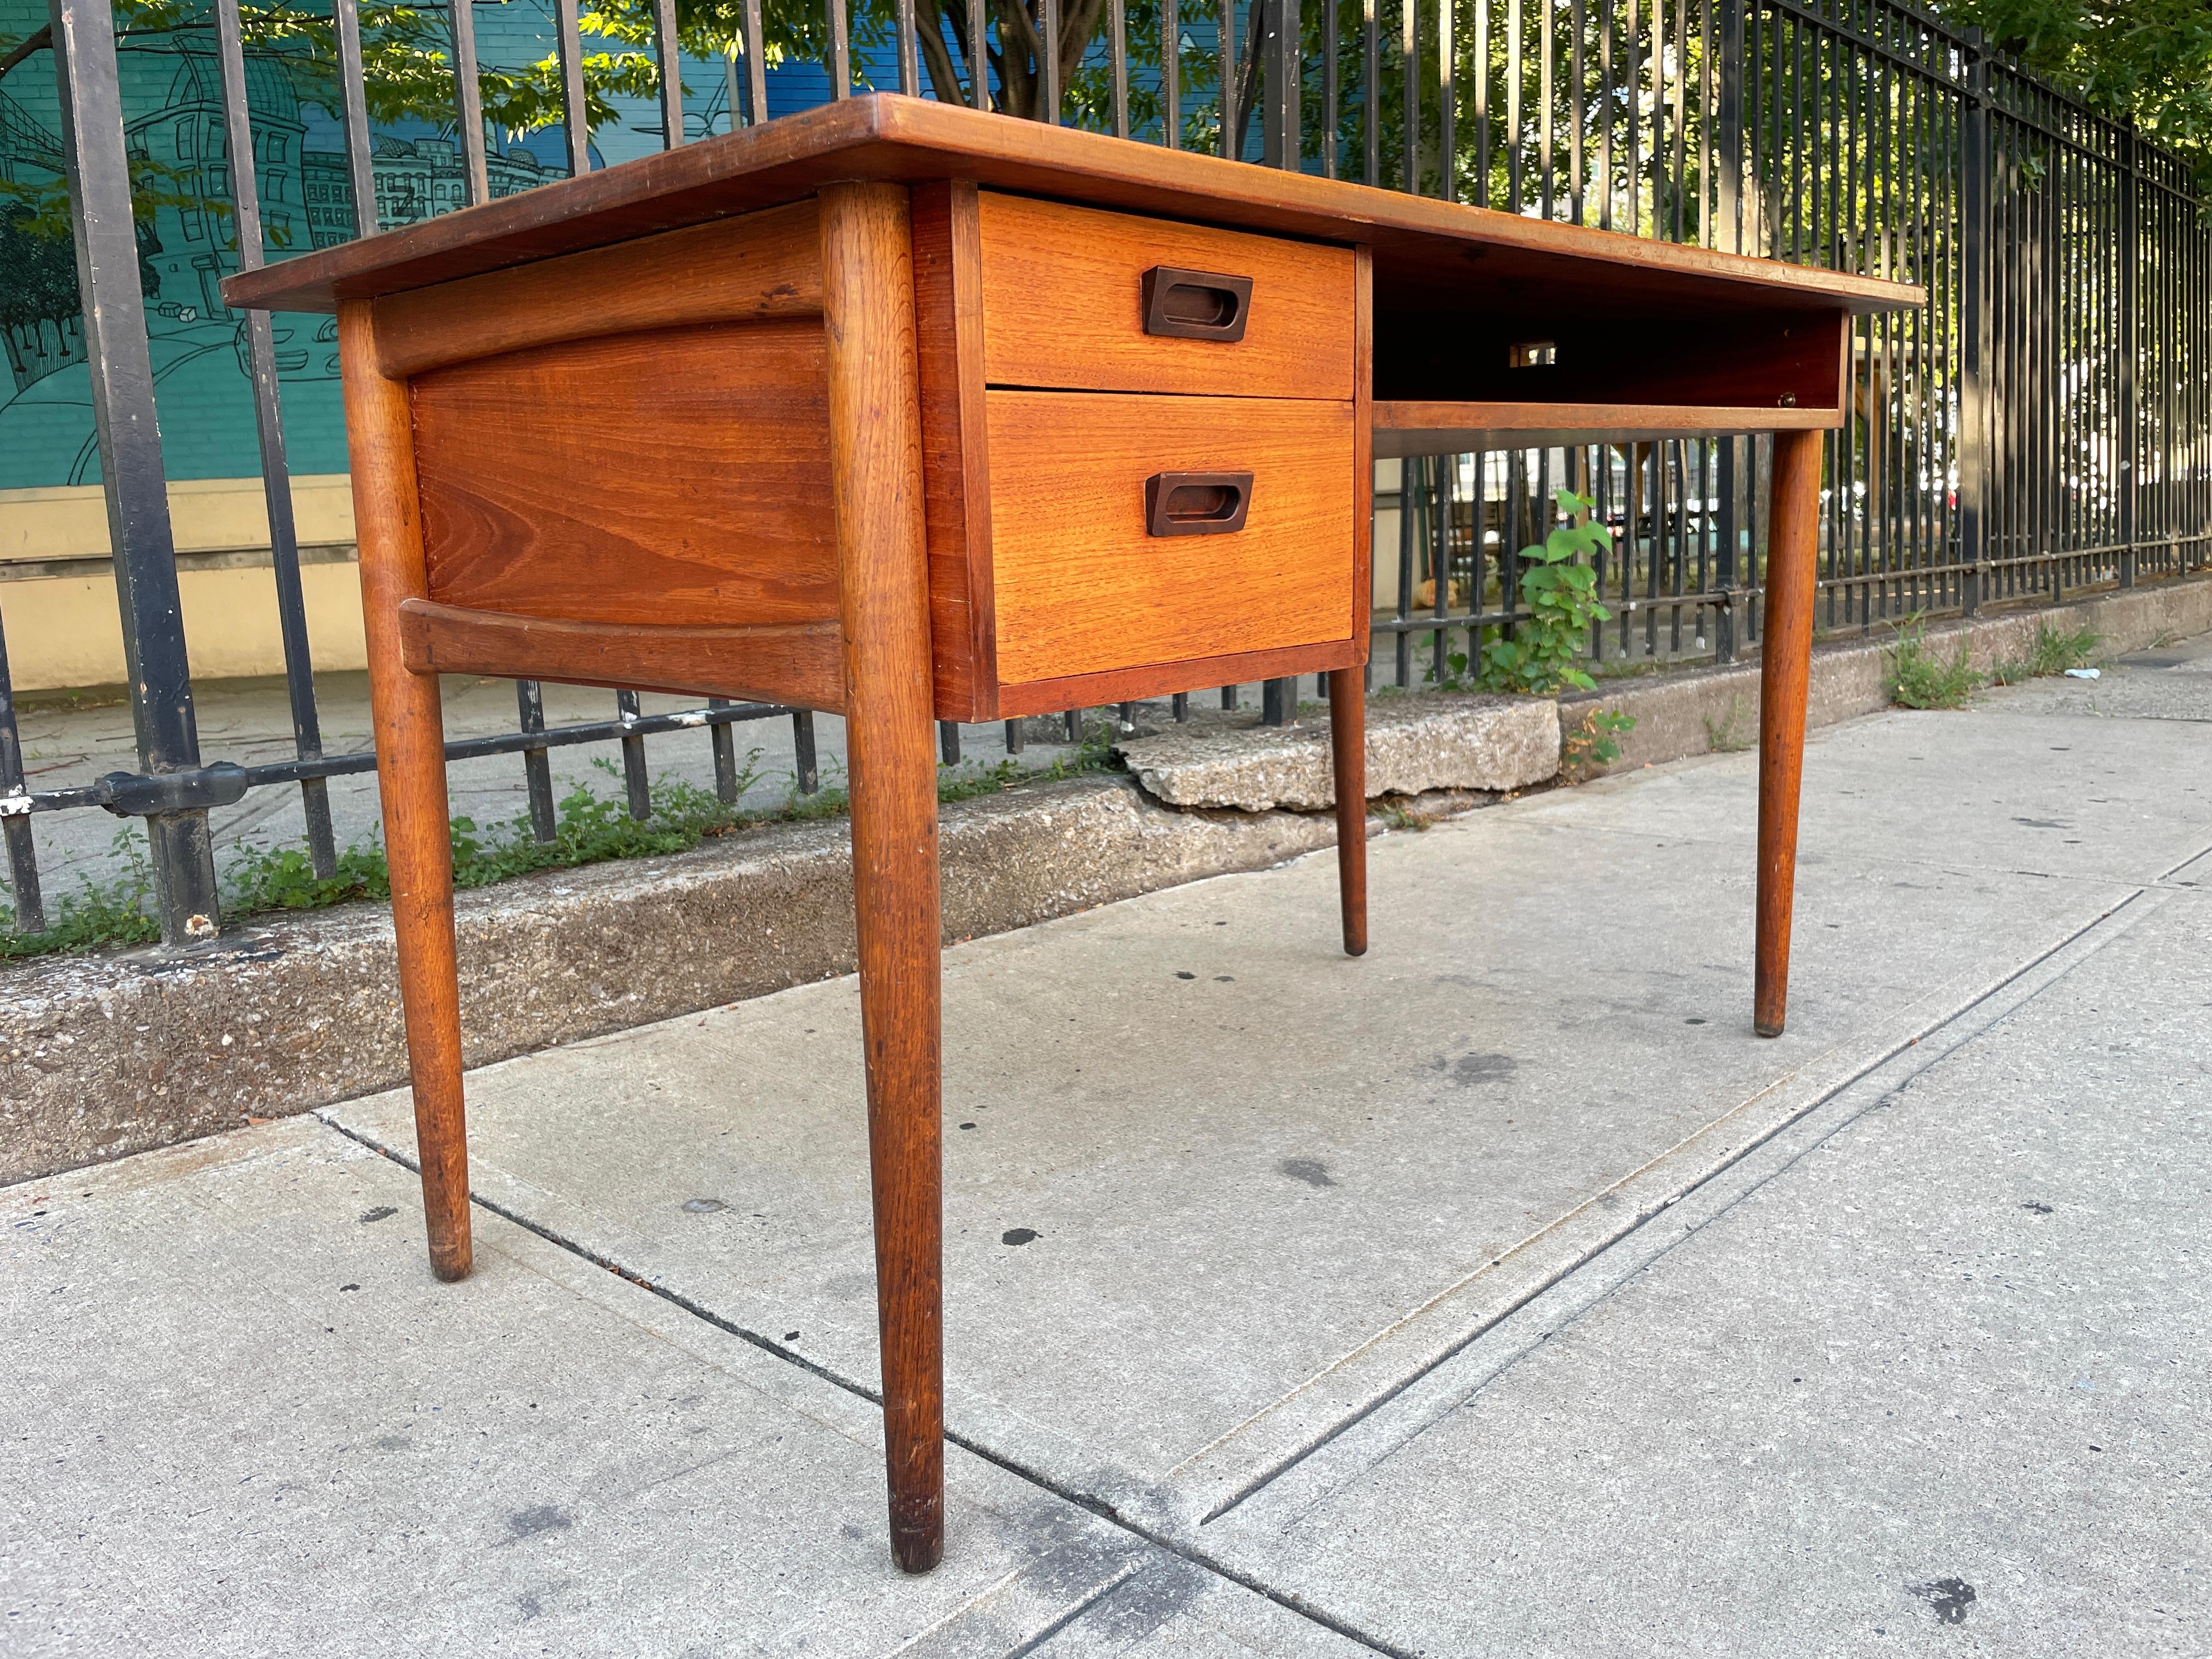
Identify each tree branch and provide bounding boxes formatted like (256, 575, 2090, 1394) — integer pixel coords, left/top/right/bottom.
(1, 23, 52, 80)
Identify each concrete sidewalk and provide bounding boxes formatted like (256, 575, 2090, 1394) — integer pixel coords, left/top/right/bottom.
(6, 636, 2210, 1655)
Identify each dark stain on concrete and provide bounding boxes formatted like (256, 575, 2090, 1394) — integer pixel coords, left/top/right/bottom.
(1908, 1578, 1977, 1624)
(1278, 1158, 1338, 1189)
(507, 1505, 574, 1541)
(1003, 1227, 1040, 1246)
(1432, 1052, 1519, 1086)
(359, 1206, 396, 1223)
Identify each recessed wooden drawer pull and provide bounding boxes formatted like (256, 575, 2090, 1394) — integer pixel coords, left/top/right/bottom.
(1141, 267, 1254, 341)
(1146, 470, 1254, 536)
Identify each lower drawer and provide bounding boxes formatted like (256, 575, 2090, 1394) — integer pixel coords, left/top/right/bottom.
(986, 392, 1357, 690)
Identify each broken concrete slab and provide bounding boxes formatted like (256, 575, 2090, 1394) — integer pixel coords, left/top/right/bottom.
(1113, 691, 1559, 810)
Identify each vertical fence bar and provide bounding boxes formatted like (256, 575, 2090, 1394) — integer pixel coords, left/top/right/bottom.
(215, 0, 338, 878)
(332, 0, 380, 224)
(1111, 0, 1131, 134)
(1220, 0, 1238, 154)
(450, 0, 491, 200)
(708, 701, 741, 803)
(1163, 0, 1179, 140)
(793, 711, 821, 794)
(516, 681, 557, 839)
(50, 0, 221, 944)
(1262, 0, 1299, 168)
(1362, 0, 1378, 182)
(743, 0, 770, 120)
(0, 616, 42, 935)
(1323, 0, 1339, 177)
(656, 0, 687, 141)
(1041, 0, 1062, 121)
(1957, 31, 1989, 615)
(616, 691, 650, 818)
(1259, 0, 1301, 724)
(969, 0, 991, 107)
(830, 0, 853, 97)
(552, 0, 593, 169)
(2116, 121, 2138, 584)
(899, 0, 921, 94)
(1400, 0, 1417, 190)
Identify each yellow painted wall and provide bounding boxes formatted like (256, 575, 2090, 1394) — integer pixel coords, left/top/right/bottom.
(0, 475, 365, 691)
(3, 562, 368, 691)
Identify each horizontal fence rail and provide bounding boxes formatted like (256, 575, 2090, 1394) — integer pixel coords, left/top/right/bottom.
(0, 0, 2207, 943)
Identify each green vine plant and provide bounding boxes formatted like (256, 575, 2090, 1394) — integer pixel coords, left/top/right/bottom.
(1433, 486, 1638, 770)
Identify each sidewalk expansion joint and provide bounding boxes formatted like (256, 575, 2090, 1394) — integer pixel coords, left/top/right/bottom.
(1197, 870, 2187, 1528)
(1211, 878, 2180, 1535)
(311, 1109, 1414, 1658)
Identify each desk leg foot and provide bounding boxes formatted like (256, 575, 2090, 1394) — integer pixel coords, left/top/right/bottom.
(1328, 667, 1368, 957)
(1756, 428, 1824, 1040)
(340, 301, 471, 1281)
(823, 180, 944, 1574)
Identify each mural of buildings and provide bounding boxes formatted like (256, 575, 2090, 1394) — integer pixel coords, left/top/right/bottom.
(302, 136, 551, 247)
(0, 0, 878, 490)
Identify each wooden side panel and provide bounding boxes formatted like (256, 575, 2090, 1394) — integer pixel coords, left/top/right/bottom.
(988, 391, 1355, 687)
(398, 601, 845, 710)
(910, 180, 997, 721)
(1351, 245, 1374, 664)
(373, 200, 822, 379)
(411, 319, 839, 628)
(977, 194, 1356, 400)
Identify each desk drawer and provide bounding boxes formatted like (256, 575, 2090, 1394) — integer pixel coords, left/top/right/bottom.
(987, 392, 1356, 689)
(977, 195, 1355, 400)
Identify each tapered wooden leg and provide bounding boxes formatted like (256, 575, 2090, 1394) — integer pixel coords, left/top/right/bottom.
(1328, 667, 1368, 957)
(338, 302, 471, 1280)
(1755, 428, 1825, 1039)
(820, 182, 944, 1575)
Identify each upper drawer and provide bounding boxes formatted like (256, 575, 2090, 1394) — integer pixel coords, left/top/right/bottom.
(977, 194, 1356, 400)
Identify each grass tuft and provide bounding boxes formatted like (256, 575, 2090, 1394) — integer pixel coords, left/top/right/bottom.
(1886, 620, 1982, 709)
(1989, 619, 2100, 686)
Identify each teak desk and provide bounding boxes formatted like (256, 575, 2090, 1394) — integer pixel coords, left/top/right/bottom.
(227, 94, 1918, 1573)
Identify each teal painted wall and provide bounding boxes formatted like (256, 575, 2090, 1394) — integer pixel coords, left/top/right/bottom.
(0, 0, 761, 490)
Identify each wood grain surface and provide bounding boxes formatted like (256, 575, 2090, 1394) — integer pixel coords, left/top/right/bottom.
(821, 180, 946, 1576)
(977, 193, 1355, 399)
(1755, 426, 1825, 1039)
(910, 179, 998, 720)
(411, 319, 839, 629)
(337, 300, 473, 1284)
(224, 97, 1918, 323)
(992, 637, 1359, 718)
(1374, 399, 1842, 455)
(371, 199, 821, 378)
(1350, 246, 1375, 656)
(1329, 665, 1368, 957)
(988, 391, 1356, 686)
(397, 601, 845, 709)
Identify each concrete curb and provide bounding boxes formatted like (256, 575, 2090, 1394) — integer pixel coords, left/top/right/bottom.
(1114, 691, 1560, 809)
(7, 572, 2208, 1183)
(1559, 575, 2212, 770)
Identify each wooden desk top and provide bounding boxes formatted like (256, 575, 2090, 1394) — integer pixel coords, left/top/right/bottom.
(224, 94, 1920, 325)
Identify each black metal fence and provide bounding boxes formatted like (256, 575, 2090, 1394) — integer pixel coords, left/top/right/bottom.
(2, 0, 2208, 945)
